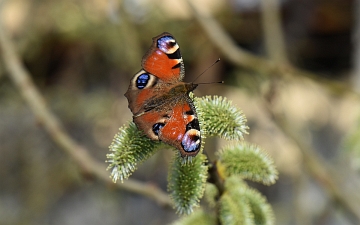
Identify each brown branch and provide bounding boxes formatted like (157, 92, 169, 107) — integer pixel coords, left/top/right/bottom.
(264, 101, 360, 223)
(185, 0, 360, 98)
(0, 24, 171, 207)
(260, 0, 289, 64)
(185, 0, 360, 222)
(256, 1, 360, 221)
(352, 0, 360, 91)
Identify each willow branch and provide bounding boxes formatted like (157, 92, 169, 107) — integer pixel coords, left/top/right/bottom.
(264, 100, 360, 223)
(0, 24, 171, 207)
(185, 1, 360, 222)
(185, 0, 359, 97)
(260, 0, 289, 64)
(352, 0, 360, 91)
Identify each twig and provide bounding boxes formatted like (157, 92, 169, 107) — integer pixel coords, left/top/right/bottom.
(352, 0, 360, 91)
(264, 100, 360, 223)
(0, 23, 172, 207)
(260, 0, 289, 64)
(256, 1, 359, 222)
(185, 0, 360, 97)
(185, 0, 360, 222)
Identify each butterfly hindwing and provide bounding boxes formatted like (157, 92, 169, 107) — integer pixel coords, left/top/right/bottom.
(133, 98, 201, 157)
(158, 100, 201, 157)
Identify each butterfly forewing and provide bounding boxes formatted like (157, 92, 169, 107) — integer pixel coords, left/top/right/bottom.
(142, 32, 185, 82)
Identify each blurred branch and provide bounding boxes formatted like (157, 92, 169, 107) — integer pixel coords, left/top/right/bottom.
(257, 0, 360, 220)
(0, 62, 4, 80)
(185, 0, 360, 223)
(352, 0, 360, 91)
(260, 0, 289, 64)
(0, 23, 171, 207)
(185, 0, 360, 97)
(263, 99, 360, 223)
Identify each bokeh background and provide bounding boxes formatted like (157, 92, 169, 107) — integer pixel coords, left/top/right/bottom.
(1, 0, 360, 224)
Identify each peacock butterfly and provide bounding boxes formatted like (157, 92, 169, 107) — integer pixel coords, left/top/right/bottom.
(125, 32, 201, 157)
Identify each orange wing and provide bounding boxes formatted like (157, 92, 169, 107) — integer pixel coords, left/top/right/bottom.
(142, 32, 184, 82)
(133, 98, 201, 157)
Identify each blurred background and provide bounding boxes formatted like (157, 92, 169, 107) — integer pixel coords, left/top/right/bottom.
(0, 0, 360, 224)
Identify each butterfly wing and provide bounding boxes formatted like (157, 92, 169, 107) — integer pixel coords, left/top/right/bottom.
(142, 32, 185, 82)
(125, 70, 162, 116)
(158, 99, 201, 157)
(133, 96, 201, 157)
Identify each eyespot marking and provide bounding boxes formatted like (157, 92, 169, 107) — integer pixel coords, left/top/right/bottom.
(166, 48, 181, 59)
(157, 36, 179, 55)
(181, 129, 201, 152)
(152, 123, 165, 136)
(136, 73, 150, 89)
(186, 119, 200, 131)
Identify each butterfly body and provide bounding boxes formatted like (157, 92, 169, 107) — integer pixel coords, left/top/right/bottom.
(125, 32, 201, 157)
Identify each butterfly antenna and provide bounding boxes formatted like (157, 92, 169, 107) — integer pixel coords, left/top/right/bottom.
(197, 81, 224, 85)
(192, 58, 221, 83)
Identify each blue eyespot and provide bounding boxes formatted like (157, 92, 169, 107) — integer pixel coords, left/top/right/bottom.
(157, 36, 174, 46)
(181, 131, 200, 152)
(136, 73, 150, 89)
(152, 123, 165, 136)
(157, 36, 176, 53)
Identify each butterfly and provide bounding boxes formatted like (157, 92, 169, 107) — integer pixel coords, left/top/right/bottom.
(125, 32, 201, 157)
